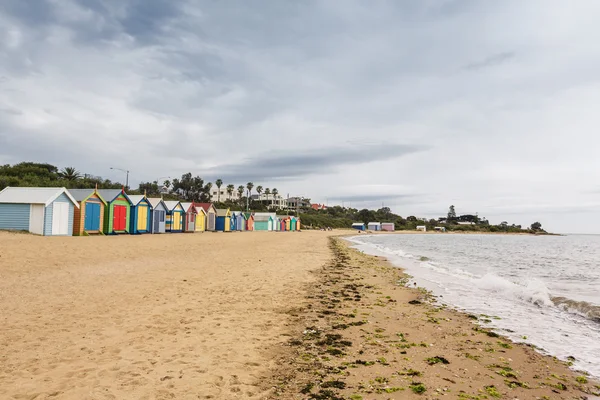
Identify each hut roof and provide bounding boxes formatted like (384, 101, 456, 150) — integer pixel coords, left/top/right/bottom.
(254, 214, 273, 222)
(96, 189, 129, 203)
(180, 202, 197, 213)
(216, 208, 230, 217)
(194, 202, 215, 213)
(127, 195, 148, 206)
(243, 212, 253, 219)
(352, 222, 365, 226)
(0, 187, 78, 207)
(163, 201, 183, 211)
(147, 198, 166, 209)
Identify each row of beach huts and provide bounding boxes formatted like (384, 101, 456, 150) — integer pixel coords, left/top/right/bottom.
(351, 222, 395, 231)
(0, 187, 301, 236)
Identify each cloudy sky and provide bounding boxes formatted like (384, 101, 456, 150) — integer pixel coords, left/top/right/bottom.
(1, 1, 599, 233)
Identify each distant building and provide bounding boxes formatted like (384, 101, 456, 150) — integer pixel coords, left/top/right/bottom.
(416, 225, 427, 232)
(210, 189, 237, 203)
(456, 221, 475, 225)
(287, 197, 310, 210)
(311, 203, 327, 211)
(251, 194, 287, 210)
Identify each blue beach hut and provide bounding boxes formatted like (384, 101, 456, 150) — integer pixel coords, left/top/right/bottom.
(128, 194, 153, 234)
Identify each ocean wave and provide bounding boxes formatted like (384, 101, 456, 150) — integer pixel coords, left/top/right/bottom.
(551, 296, 600, 323)
(476, 274, 554, 307)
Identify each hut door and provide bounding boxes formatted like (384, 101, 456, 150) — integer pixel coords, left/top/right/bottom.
(52, 202, 69, 235)
(113, 205, 127, 231)
(137, 206, 148, 231)
(85, 203, 100, 231)
(153, 211, 160, 232)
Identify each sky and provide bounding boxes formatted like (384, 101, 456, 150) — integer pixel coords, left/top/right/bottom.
(1, 0, 599, 233)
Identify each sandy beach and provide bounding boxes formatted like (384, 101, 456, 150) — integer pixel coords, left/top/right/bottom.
(0, 230, 334, 399)
(1, 231, 598, 399)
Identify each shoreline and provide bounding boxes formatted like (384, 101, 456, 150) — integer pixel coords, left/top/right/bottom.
(269, 237, 600, 399)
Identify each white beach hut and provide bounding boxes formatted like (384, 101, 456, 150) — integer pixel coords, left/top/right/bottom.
(367, 222, 381, 231)
(0, 187, 78, 236)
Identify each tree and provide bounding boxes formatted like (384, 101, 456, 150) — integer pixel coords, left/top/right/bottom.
(447, 205, 457, 222)
(226, 184, 234, 199)
(215, 179, 223, 202)
(256, 185, 263, 197)
(171, 172, 205, 202)
(246, 182, 254, 197)
(272, 188, 279, 208)
(138, 181, 160, 196)
(531, 221, 542, 231)
(163, 179, 171, 190)
(264, 188, 271, 206)
(407, 216, 418, 222)
(237, 185, 245, 205)
(58, 167, 81, 181)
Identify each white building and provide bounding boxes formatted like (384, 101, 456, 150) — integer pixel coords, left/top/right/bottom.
(210, 188, 238, 203)
(251, 194, 287, 210)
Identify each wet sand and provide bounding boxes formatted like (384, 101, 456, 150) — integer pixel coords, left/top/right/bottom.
(269, 238, 600, 399)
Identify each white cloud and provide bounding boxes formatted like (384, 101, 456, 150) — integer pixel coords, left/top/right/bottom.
(0, 0, 599, 233)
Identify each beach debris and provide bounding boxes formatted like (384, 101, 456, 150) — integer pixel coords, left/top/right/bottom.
(426, 356, 450, 365)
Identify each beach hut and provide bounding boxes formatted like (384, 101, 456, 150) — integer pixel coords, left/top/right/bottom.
(368, 222, 381, 231)
(195, 203, 217, 231)
(0, 187, 78, 236)
(148, 198, 168, 234)
(352, 222, 366, 231)
(195, 207, 207, 232)
(128, 195, 153, 235)
(244, 212, 254, 231)
(416, 225, 427, 232)
(295, 216, 301, 231)
(180, 202, 198, 233)
(97, 189, 133, 235)
(254, 213, 274, 231)
(290, 216, 298, 231)
(164, 201, 185, 233)
(69, 188, 108, 236)
(381, 222, 395, 232)
(230, 211, 238, 231)
(236, 212, 246, 231)
(277, 216, 287, 231)
(215, 208, 231, 232)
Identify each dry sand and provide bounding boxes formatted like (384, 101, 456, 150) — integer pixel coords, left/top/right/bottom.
(0, 230, 334, 399)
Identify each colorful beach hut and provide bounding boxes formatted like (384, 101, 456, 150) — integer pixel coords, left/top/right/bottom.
(231, 211, 245, 231)
(244, 212, 254, 231)
(368, 222, 381, 231)
(215, 208, 231, 232)
(180, 202, 198, 233)
(195, 203, 217, 231)
(0, 187, 78, 236)
(195, 207, 207, 232)
(381, 222, 395, 231)
(290, 216, 298, 231)
(164, 201, 185, 233)
(254, 213, 274, 231)
(97, 189, 133, 235)
(352, 222, 366, 231)
(148, 198, 168, 234)
(128, 195, 153, 235)
(69, 188, 107, 236)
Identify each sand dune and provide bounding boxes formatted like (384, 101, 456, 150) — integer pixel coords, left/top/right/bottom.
(0, 231, 333, 399)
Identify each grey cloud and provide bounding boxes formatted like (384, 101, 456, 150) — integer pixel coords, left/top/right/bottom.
(204, 144, 427, 182)
(326, 194, 417, 203)
(463, 52, 516, 70)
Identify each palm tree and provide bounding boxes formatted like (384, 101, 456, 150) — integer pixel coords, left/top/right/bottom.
(256, 185, 263, 197)
(215, 179, 223, 202)
(237, 185, 245, 205)
(246, 182, 254, 198)
(264, 188, 271, 207)
(59, 167, 81, 181)
(272, 188, 279, 209)
(227, 184, 234, 200)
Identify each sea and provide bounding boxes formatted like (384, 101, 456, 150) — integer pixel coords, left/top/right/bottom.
(346, 233, 600, 378)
